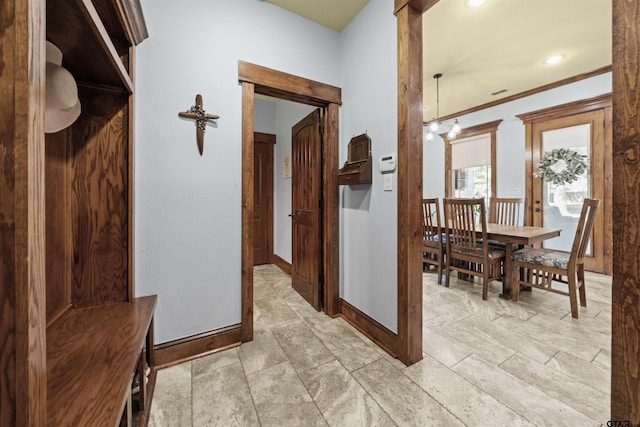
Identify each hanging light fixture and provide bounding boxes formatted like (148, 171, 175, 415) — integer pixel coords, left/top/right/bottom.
(425, 73, 461, 142)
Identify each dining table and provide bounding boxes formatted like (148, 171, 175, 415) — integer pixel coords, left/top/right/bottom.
(482, 223, 561, 299)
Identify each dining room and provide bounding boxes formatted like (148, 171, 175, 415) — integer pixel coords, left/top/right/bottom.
(418, 0, 612, 422)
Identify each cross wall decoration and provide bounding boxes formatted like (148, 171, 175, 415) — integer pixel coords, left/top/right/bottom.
(178, 94, 219, 155)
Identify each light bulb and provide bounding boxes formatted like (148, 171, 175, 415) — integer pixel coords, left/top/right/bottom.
(451, 119, 461, 134)
(426, 131, 433, 142)
(429, 120, 439, 132)
(448, 129, 457, 139)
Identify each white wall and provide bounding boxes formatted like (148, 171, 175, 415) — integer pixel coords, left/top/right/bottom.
(135, 0, 340, 344)
(254, 98, 276, 134)
(338, 0, 398, 332)
(273, 100, 315, 263)
(424, 73, 612, 200)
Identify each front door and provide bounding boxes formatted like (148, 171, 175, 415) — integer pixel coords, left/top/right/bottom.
(531, 109, 610, 273)
(291, 109, 323, 310)
(253, 133, 274, 265)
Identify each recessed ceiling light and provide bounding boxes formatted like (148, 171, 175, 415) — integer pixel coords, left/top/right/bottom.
(544, 54, 566, 65)
(466, 0, 487, 7)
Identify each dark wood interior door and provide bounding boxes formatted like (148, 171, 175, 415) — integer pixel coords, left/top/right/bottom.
(292, 109, 323, 310)
(253, 133, 274, 265)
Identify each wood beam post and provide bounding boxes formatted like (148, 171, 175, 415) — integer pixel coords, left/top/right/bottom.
(396, 0, 423, 365)
(612, 0, 640, 421)
(241, 82, 254, 343)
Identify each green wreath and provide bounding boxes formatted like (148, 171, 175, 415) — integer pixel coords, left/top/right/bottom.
(534, 148, 587, 185)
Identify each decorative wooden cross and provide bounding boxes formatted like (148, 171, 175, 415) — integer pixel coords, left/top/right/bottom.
(178, 94, 219, 155)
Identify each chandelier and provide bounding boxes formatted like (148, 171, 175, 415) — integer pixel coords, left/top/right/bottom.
(425, 73, 461, 141)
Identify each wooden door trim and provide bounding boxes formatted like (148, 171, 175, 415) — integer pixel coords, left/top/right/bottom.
(254, 132, 274, 265)
(239, 61, 342, 106)
(516, 93, 611, 124)
(520, 105, 611, 273)
(239, 61, 341, 343)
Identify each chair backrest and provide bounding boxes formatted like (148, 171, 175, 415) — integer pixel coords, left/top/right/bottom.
(570, 198, 600, 264)
(489, 197, 524, 226)
(444, 198, 487, 252)
(422, 198, 442, 246)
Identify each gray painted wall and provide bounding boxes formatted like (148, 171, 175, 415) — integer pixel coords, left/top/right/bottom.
(135, 0, 341, 343)
(135, 0, 401, 343)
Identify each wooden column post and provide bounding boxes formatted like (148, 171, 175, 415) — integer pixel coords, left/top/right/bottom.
(395, 0, 424, 365)
(612, 0, 640, 421)
(0, 0, 47, 424)
(241, 82, 254, 343)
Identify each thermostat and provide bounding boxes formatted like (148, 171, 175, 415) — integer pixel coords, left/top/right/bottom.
(379, 153, 396, 173)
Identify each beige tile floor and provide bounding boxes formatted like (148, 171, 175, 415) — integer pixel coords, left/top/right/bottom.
(148, 264, 611, 426)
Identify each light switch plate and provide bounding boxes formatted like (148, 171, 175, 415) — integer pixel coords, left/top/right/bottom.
(384, 174, 393, 191)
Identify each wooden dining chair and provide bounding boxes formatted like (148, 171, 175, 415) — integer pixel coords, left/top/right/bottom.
(422, 198, 445, 284)
(443, 198, 505, 300)
(510, 198, 600, 318)
(489, 197, 524, 226)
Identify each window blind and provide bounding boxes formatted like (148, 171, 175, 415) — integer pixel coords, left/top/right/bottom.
(451, 133, 491, 169)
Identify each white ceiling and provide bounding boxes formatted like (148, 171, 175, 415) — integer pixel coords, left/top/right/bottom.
(267, 0, 612, 121)
(423, 0, 611, 120)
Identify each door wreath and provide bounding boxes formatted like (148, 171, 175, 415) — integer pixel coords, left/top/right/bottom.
(534, 148, 587, 185)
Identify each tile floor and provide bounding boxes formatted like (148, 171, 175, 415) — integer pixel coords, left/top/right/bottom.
(148, 264, 611, 426)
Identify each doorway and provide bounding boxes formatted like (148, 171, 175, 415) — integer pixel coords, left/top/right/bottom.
(238, 61, 341, 342)
(518, 95, 612, 274)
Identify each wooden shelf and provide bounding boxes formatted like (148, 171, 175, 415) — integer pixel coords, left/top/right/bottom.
(338, 156, 372, 185)
(47, 295, 157, 427)
(338, 133, 372, 185)
(47, 0, 134, 93)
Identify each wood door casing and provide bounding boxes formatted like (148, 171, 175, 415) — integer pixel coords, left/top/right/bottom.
(253, 132, 275, 265)
(292, 109, 323, 311)
(530, 109, 609, 273)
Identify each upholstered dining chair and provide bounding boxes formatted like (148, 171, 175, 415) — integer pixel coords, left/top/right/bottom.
(510, 198, 600, 318)
(489, 197, 525, 226)
(422, 198, 445, 284)
(443, 198, 505, 300)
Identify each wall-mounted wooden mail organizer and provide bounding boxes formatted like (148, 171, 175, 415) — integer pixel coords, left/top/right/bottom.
(338, 133, 372, 185)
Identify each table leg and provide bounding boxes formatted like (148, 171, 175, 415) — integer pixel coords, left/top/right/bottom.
(499, 244, 514, 299)
(500, 243, 523, 299)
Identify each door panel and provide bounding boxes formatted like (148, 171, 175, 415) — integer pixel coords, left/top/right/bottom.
(532, 110, 607, 272)
(292, 109, 322, 310)
(253, 135, 274, 265)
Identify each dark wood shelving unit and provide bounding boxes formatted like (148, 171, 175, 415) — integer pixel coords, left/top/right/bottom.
(35, 0, 153, 425)
(338, 133, 372, 185)
(47, 0, 134, 92)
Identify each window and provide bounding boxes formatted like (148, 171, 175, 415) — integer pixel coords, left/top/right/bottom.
(451, 133, 492, 199)
(445, 120, 501, 201)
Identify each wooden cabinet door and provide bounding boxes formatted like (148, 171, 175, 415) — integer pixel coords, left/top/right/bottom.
(291, 109, 323, 310)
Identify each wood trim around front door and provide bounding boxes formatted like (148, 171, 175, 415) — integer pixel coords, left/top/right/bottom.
(239, 61, 341, 343)
(517, 94, 612, 274)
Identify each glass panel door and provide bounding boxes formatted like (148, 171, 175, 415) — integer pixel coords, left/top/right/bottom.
(531, 108, 608, 273)
(541, 124, 590, 252)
